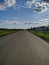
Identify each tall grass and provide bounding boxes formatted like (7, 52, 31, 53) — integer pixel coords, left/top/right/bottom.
(0, 29, 22, 37)
(29, 30, 49, 43)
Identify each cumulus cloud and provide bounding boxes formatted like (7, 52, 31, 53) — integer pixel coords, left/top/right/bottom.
(0, 0, 16, 10)
(0, 0, 49, 12)
(25, 0, 49, 13)
(43, 0, 49, 7)
(34, 2, 47, 13)
(25, 0, 35, 8)
(5, 0, 16, 7)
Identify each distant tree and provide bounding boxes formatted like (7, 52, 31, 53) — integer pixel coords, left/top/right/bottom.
(31, 27, 33, 30)
(47, 25, 49, 31)
(47, 25, 49, 28)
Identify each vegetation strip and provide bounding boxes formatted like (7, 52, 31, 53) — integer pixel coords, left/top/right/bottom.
(28, 30, 49, 43)
(0, 29, 22, 37)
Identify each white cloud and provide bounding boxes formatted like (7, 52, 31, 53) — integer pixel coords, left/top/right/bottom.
(23, 19, 49, 27)
(11, 21, 20, 24)
(24, 21, 41, 25)
(25, 0, 35, 8)
(25, 0, 48, 13)
(0, 20, 20, 25)
(0, 19, 49, 29)
(43, 1, 49, 7)
(41, 19, 49, 21)
(0, 0, 49, 12)
(0, 4, 6, 10)
(40, 19, 49, 26)
(0, 0, 16, 10)
(13, 5, 21, 10)
(34, 2, 47, 13)
(5, 0, 16, 7)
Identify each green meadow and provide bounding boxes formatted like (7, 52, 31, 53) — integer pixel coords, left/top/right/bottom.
(0, 29, 21, 37)
(29, 30, 49, 43)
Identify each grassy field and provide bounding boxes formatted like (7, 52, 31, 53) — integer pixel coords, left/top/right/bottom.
(0, 29, 21, 37)
(28, 30, 49, 43)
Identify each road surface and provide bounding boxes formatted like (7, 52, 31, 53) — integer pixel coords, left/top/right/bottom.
(0, 31, 49, 65)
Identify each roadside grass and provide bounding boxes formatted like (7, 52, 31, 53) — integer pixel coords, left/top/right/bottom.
(28, 30, 49, 43)
(0, 29, 22, 37)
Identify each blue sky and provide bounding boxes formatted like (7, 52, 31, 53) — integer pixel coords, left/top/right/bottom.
(0, 0, 49, 29)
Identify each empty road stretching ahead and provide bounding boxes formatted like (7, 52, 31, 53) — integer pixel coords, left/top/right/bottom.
(0, 31, 49, 65)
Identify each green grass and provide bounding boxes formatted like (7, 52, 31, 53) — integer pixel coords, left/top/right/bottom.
(0, 29, 21, 37)
(28, 30, 49, 43)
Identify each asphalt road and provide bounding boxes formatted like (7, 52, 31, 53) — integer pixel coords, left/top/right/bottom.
(0, 31, 49, 65)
